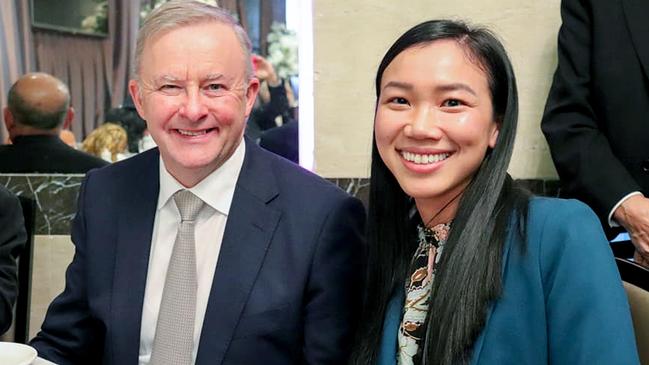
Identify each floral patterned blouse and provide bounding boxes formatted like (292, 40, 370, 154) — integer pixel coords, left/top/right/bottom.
(397, 222, 452, 365)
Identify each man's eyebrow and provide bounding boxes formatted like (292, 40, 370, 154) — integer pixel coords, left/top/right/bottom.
(152, 74, 228, 85)
(434, 83, 478, 96)
(154, 75, 181, 84)
(203, 74, 225, 82)
(382, 81, 413, 91)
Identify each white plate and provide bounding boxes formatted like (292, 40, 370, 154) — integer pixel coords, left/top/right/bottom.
(0, 342, 38, 365)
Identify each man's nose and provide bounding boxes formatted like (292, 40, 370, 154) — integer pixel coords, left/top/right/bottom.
(404, 107, 444, 140)
(179, 89, 208, 122)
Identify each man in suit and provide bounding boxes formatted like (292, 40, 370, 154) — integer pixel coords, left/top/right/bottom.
(30, 1, 365, 364)
(0, 185, 26, 335)
(542, 0, 649, 266)
(0, 72, 108, 173)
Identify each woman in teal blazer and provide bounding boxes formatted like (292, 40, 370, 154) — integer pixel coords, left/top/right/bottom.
(350, 20, 639, 365)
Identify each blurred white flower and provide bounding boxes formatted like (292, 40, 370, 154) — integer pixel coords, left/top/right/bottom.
(140, 0, 220, 23)
(81, 16, 98, 30)
(266, 22, 298, 79)
(80, 0, 108, 34)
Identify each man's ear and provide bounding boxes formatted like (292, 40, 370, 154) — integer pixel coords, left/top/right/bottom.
(3, 107, 14, 131)
(128, 80, 146, 120)
(62, 107, 75, 130)
(244, 78, 261, 118)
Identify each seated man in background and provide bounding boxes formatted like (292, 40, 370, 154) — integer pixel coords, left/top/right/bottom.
(0, 185, 26, 335)
(0, 72, 108, 173)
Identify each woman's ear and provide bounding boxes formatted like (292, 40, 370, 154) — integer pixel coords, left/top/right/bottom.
(488, 122, 500, 148)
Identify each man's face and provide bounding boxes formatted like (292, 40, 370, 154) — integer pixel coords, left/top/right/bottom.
(130, 22, 259, 187)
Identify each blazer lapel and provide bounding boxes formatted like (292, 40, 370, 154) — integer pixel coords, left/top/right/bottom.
(110, 150, 160, 363)
(622, 0, 649, 80)
(377, 289, 404, 365)
(196, 141, 281, 364)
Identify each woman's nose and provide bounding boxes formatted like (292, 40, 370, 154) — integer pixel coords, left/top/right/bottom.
(404, 107, 443, 140)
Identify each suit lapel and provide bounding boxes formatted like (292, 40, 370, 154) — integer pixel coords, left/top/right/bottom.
(622, 0, 649, 80)
(110, 150, 160, 363)
(196, 141, 281, 365)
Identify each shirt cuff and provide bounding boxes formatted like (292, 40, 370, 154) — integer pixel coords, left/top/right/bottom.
(608, 191, 644, 227)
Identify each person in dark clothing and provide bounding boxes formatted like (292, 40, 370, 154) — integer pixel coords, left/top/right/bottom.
(0, 185, 26, 335)
(104, 106, 147, 154)
(0, 72, 108, 174)
(541, 0, 649, 266)
(259, 121, 298, 163)
(246, 54, 294, 141)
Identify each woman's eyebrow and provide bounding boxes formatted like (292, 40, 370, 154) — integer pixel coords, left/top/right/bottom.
(382, 81, 414, 91)
(434, 83, 477, 96)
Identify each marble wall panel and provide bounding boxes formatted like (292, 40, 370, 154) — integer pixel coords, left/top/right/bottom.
(0, 174, 83, 235)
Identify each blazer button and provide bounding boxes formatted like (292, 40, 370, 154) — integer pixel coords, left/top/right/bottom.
(643, 159, 649, 173)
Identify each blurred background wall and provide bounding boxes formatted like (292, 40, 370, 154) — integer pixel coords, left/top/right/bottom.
(312, 0, 561, 179)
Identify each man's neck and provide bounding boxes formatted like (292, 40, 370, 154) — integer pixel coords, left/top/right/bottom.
(10, 126, 60, 141)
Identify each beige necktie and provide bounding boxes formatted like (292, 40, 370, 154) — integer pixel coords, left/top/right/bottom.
(150, 190, 204, 365)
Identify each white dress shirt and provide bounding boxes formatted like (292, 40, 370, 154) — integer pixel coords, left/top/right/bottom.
(608, 191, 644, 228)
(138, 141, 246, 364)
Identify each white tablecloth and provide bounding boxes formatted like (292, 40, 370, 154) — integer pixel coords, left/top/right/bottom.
(33, 357, 56, 365)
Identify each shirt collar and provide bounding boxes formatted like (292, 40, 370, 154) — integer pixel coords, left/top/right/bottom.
(157, 139, 246, 215)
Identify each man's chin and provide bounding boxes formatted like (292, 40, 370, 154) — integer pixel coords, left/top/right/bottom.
(162, 154, 218, 171)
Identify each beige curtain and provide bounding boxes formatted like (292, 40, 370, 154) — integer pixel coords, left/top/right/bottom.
(108, 0, 140, 108)
(33, 0, 139, 140)
(220, 0, 282, 56)
(0, 0, 34, 143)
(218, 0, 248, 31)
(1, 0, 138, 142)
(34, 32, 108, 138)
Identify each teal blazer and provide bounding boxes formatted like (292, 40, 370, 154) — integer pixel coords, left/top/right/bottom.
(378, 197, 639, 364)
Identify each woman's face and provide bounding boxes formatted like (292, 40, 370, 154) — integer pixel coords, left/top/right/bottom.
(374, 40, 499, 220)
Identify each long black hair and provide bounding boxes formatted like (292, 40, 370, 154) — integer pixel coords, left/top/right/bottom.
(351, 20, 529, 365)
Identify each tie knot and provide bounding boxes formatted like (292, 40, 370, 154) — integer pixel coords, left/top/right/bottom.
(173, 190, 204, 222)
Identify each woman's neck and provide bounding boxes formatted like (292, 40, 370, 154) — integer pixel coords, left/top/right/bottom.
(415, 188, 465, 227)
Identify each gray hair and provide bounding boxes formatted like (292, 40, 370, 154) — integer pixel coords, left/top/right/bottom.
(134, 0, 253, 80)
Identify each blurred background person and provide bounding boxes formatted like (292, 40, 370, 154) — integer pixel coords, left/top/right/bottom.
(246, 54, 295, 141)
(58, 129, 77, 148)
(81, 123, 129, 163)
(542, 0, 649, 267)
(104, 102, 147, 154)
(0, 185, 26, 336)
(259, 120, 298, 163)
(0, 73, 108, 173)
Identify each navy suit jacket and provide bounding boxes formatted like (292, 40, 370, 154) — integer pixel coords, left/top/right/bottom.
(0, 185, 26, 334)
(31, 140, 366, 364)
